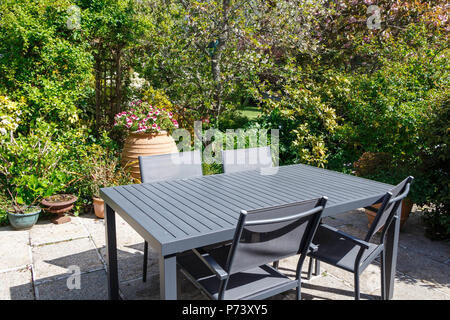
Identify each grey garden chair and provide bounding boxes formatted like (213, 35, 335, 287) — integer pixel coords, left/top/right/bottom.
(138, 150, 203, 282)
(221, 146, 273, 174)
(177, 197, 328, 300)
(307, 176, 414, 300)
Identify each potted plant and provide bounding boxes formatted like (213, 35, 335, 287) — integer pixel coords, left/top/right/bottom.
(41, 194, 78, 224)
(3, 191, 41, 230)
(86, 155, 132, 219)
(114, 100, 179, 180)
(353, 152, 414, 229)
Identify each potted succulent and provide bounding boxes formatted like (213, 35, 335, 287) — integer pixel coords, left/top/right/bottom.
(114, 100, 179, 180)
(86, 155, 132, 219)
(353, 152, 414, 229)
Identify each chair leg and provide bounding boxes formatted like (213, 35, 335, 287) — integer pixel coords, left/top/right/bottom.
(380, 251, 386, 300)
(314, 259, 320, 276)
(273, 261, 279, 269)
(296, 279, 302, 300)
(354, 273, 360, 300)
(307, 257, 314, 280)
(143, 241, 148, 282)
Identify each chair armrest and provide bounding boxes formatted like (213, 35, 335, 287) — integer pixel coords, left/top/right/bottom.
(309, 243, 319, 253)
(320, 225, 371, 250)
(192, 249, 228, 280)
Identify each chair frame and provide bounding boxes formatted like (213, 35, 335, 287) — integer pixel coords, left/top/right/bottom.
(179, 197, 328, 300)
(221, 146, 273, 174)
(139, 150, 203, 282)
(307, 176, 413, 300)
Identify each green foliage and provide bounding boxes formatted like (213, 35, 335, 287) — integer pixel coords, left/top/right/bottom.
(0, 1, 447, 239)
(138, 0, 328, 124)
(0, 96, 23, 137)
(418, 94, 449, 240)
(0, 0, 93, 131)
(0, 123, 70, 206)
(140, 87, 173, 110)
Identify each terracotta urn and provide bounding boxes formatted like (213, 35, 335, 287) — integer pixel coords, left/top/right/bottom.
(41, 194, 78, 224)
(93, 197, 105, 219)
(121, 131, 178, 180)
(365, 198, 414, 231)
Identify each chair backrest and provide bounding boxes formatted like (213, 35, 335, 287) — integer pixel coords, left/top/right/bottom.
(221, 146, 273, 174)
(225, 197, 327, 275)
(138, 150, 203, 183)
(366, 176, 414, 241)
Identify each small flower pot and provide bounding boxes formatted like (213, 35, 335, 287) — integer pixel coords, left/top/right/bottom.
(93, 197, 105, 219)
(41, 194, 78, 224)
(365, 198, 414, 231)
(7, 206, 41, 230)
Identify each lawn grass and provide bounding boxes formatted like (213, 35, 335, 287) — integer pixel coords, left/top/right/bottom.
(239, 105, 262, 120)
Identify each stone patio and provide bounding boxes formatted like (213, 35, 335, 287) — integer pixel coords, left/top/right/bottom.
(0, 208, 449, 300)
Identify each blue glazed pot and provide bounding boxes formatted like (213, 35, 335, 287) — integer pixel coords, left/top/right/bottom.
(7, 206, 41, 230)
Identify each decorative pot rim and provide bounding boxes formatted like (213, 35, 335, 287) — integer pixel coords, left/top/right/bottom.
(93, 197, 104, 202)
(7, 206, 41, 216)
(41, 194, 78, 207)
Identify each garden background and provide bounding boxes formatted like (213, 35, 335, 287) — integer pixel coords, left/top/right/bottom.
(0, 0, 448, 239)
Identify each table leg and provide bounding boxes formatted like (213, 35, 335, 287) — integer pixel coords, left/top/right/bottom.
(105, 204, 119, 300)
(160, 253, 177, 300)
(384, 202, 402, 300)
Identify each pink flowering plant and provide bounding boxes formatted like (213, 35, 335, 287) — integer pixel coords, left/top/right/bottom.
(114, 100, 179, 134)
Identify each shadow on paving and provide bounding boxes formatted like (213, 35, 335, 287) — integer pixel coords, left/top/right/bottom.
(8, 242, 155, 300)
(323, 209, 450, 293)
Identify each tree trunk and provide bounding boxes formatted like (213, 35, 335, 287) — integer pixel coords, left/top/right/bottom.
(94, 56, 102, 126)
(115, 47, 122, 121)
(211, 0, 231, 124)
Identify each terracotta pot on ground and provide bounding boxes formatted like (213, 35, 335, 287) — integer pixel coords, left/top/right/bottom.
(41, 194, 78, 224)
(93, 197, 105, 219)
(121, 131, 178, 180)
(365, 198, 414, 231)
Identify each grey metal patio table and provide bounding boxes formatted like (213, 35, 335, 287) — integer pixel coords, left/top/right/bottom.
(100, 163, 401, 300)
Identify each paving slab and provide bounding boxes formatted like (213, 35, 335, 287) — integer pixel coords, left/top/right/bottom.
(120, 270, 206, 300)
(99, 242, 159, 282)
(29, 217, 89, 246)
(316, 261, 383, 297)
(80, 213, 145, 250)
(399, 213, 450, 264)
(0, 268, 34, 300)
(301, 272, 378, 300)
(36, 269, 107, 300)
(323, 209, 368, 229)
(394, 246, 450, 294)
(391, 274, 450, 300)
(32, 237, 104, 283)
(0, 228, 30, 270)
(78, 213, 106, 248)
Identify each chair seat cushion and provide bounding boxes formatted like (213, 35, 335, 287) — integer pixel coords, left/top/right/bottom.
(177, 247, 297, 300)
(308, 224, 381, 272)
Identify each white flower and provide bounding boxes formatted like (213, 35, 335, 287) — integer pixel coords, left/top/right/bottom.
(0, 128, 6, 135)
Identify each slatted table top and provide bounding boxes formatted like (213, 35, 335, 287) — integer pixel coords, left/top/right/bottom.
(100, 163, 393, 255)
